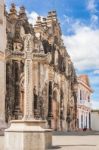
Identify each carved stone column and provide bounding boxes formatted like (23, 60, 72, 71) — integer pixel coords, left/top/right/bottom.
(21, 34, 34, 120)
(23, 58, 34, 120)
(48, 81, 53, 128)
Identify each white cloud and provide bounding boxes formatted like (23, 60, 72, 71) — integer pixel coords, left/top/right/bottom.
(91, 15, 99, 23)
(93, 70, 99, 74)
(27, 11, 44, 26)
(91, 15, 99, 28)
(91, 100, 99, 109)
(27, 11, 39, 26)
(87, 0, 97, 13)
(63, 15, 72, 24)
(62, 19, 99, 71)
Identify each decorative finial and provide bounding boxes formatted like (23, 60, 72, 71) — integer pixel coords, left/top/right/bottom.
(19, 6, 25, 15)
(43, 18, 46, 22)
(48, 11, 52, 15)
(9, 3, 17, 20)
(37, 16, 41, 21)
(19, 6, 27, 20)
(35, 16, 41, 26)
(10, 3, 17, 14)
(51, 11, 57, 20)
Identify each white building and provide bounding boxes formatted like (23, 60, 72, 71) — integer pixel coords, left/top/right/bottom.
(91, 110, 99, 131)
(77, 75, 93, 130)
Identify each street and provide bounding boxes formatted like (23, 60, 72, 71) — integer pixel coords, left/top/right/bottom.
(0, 131, 99, 150)
(49, 131, 99, 150)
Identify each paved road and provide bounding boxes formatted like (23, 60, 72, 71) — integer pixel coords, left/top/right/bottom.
(0, 131, 99, 150)
(49, 131, 99, 150)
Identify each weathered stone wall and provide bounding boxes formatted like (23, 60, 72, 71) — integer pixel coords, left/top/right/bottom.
(0, 0, 6, 126)
(0, 0, 6, 52)
(0, 62, 6, 121)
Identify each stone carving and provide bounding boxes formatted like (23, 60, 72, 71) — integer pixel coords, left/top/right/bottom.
(24, 34, 34, 52)
(14, 42, 23, 51)
(23, 35, 34, 119)
(4, 7, 77, 131)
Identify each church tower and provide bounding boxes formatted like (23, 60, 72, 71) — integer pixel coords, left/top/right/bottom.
(0, 0, 7, 128)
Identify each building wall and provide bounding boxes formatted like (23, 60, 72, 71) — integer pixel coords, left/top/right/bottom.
(78, 108, 90, 129)
(77, 76, 92, 130)
(91, 111, 99, 131)
(0, 0, 6, 126)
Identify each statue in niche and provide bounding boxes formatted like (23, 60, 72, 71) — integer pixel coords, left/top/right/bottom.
(34, 32, 44, 52)
(13, 21, 24, 51)
(24, 34, 34, 52)
(39, 95, 44, 119)
(6, 32, 13, 51)
(42, 40, 52, 54)
(14, 42, 23, 51)
(33, 86, 39, 118)
(34, 38, 39, 52)
(41, 83, 48, 119)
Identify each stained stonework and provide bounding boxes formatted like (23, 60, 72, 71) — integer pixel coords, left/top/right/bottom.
(0, 3, 78, 131)
(0, 0, 7, 130)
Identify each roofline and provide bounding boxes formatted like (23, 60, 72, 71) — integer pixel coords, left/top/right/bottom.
(77, 78, 94, 93)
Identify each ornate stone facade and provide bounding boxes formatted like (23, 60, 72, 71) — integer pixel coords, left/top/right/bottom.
(0, 3, 78, 131)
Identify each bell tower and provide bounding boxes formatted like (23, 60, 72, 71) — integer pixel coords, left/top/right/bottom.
(0, 0, 7, 129)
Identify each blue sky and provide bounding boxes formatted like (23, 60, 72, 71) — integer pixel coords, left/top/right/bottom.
(6, 0, 99, 109)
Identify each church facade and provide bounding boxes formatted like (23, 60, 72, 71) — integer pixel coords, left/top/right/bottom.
(0, 3, 78, 131)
